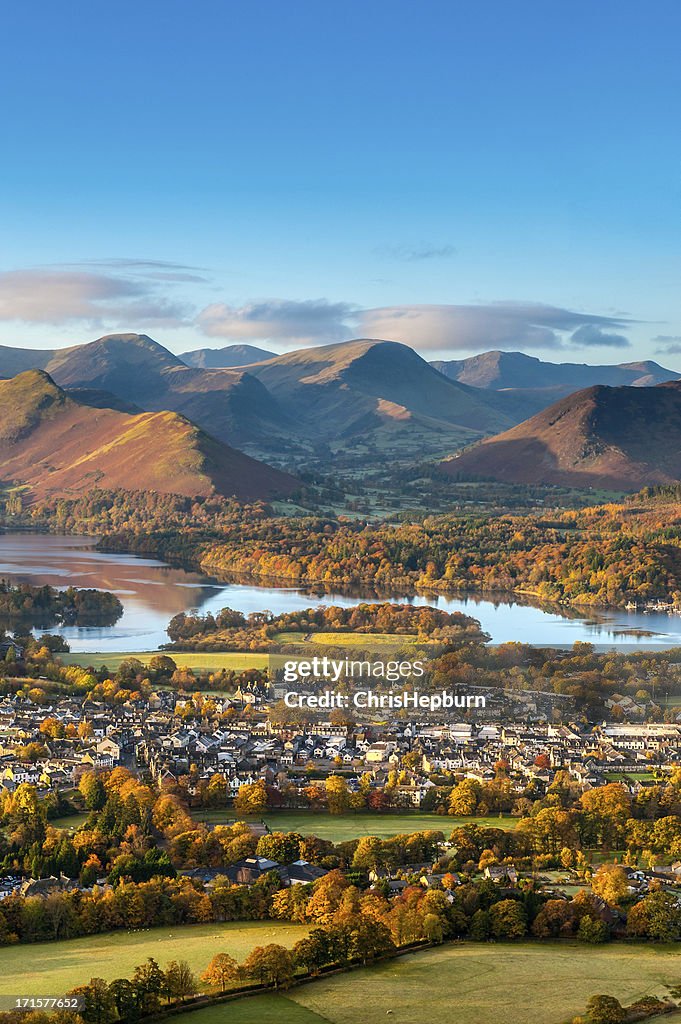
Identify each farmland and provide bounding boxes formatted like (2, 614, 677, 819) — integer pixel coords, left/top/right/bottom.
(0, 922, 309, 996)
(176, 942, 681, 1024)
(60, 651, 268, 672)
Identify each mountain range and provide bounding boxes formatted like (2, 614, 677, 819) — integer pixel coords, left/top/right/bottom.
(2, 335, 681, 490)
(431, 350, 679, 423)
(0, 370, 297, 501)
(432, 350, 678, 390)
(443, 381, 681, 490)
(0, 335, 516, 462)
(0, 334, 294, 452)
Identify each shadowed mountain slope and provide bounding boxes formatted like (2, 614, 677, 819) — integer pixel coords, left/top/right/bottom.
(245, 338, 513, 440)
(442, 383, 681, 489)
(0, 370, 297, 501)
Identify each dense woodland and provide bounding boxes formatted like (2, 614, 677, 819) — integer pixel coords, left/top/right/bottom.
(12, 486, 681, 610)
(4, 767, 681, 954)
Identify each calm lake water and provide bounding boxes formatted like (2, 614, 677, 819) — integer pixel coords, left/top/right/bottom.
(1, 532, 681, 652)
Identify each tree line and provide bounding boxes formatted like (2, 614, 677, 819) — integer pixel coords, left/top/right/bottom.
(165, 601, 487, 650)
(13, 486, 681, 610)
(0, 581, 122, 629)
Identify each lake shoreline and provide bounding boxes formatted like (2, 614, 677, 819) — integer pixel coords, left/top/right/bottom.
(2, 531, 681, 651)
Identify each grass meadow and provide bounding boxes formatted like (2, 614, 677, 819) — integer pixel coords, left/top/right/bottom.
(60, 651, 268, 672)
(189, 809, 516, 841)
(0, 922, 309, 996)
(255, 942, 681, 1024)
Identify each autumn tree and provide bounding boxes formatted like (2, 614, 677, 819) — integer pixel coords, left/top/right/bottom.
(67, 978, 115, 1024)
(579, 784, 631, 849)
(163, 960, 197, 1002)
(79, 772, 106, 811)
(292, 929, 334, 974)
(585, 994, 625, 1024)
(131, 958, 164, 1013)
(591, 864, 629, 908)
(305, 870, 349, 924)
(234, 780, 268, 815)
(200, 953, 240, 993)
(325, 776, 350, 815)
(489, 899, 527, 939)
(531, 899, 575, 939)
(352, 836, 384, 872)
(348, 916, 395, 965)
(255, 831, 302, 864)
(627, 891, 681, 941)
(242, 944, 295, 989)
(448, 779, 481, 817)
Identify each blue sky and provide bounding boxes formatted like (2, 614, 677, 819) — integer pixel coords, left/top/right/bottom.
(1, 0, 680, 362)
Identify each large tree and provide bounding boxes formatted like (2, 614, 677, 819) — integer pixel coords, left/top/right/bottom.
(200, 953, 240, 993)
(242, 944, 295, 989)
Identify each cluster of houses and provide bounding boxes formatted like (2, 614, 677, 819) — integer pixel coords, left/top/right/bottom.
(185, 854, 328, 888)
(0, 683, 681, 805)
(1, 682, 681, 911)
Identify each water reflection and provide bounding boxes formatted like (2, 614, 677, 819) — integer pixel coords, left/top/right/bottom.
(0, 531, 680, 652)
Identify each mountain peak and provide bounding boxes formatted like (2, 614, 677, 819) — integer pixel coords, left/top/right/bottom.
(0, 369, 72, 443)
(442, 382, 681, 490)
(0, 373, 297, 501)
(79, 332, 182, 363)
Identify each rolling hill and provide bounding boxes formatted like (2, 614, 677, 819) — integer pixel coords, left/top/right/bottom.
(179, 344, 275, 367)
(442, 382, 681, 489)
(0, 343, 53, 376)
(0, 370, 297, 501)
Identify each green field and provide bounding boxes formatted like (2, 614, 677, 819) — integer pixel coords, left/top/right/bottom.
(190, 809, 516, 841)
(270, 631, 308, 643)
(0, 922, 309, 996)
(60, 651, 268, 672)
(178, 996, 327, 1024)
(51, 808, 516, 842)
(603, 771, 657, 782)
(50, 812, 89, 830)
(290, 632, 418, 648)
(179, 942, 681, 1024)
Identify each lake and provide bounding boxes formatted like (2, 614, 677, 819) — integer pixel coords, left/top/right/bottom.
(1, 531, 681, 652)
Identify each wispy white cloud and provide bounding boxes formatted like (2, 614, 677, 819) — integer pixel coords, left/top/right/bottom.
(197, 298, 357, 346)
(194, 298, 636, 352)
(355, 302, 635, 352)
(0, 269, 192, 327)
(0, 264, 640, 358)
(55, 262, 206, 278)
(51, 259, 209, 283)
